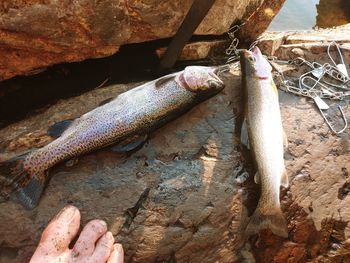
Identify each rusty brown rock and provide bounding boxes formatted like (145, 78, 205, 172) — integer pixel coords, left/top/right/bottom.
(316, 0, 350, 29)
(239, 0, 286, 44)
(0, 0, 277, 81)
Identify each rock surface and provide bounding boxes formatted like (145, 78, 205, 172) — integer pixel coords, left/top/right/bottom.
(0, 42, 350, 262)
(1, 25, 350, 263)
(0, 0, 274, 81)
(239, 0, 286, 44)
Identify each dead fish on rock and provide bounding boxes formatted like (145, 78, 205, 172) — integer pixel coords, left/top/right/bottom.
(240, 47, 289, 238)
(0, 66, 225, 210)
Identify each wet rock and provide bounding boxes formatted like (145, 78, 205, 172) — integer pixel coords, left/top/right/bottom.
(0, 0, 278, 81)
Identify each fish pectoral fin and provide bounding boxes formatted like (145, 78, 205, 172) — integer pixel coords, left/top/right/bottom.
(281, 169, 289, 188)
(110, 134, 148, 153)
(240, 118, 250, 149)
(98, 97, 114, 107)
(283, 129, 289, 150)
(65, 158, 79, 167)
(254, 172, 260, 184)
(47, 119, 74, 138)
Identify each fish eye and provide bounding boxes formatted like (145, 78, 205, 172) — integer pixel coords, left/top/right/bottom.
(248, 56, 256, 62)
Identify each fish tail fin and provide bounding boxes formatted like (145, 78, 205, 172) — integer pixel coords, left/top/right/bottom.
(245, 204, 288, 238)
(0, 153, 46, 210)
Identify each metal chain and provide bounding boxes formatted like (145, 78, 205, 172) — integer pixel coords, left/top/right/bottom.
(269, 56, 350, 101)
(225, 23, 247, 63)
(269, 51, 349, 134)
(227, 27, 350, 101)
(222, 23, 349, 134)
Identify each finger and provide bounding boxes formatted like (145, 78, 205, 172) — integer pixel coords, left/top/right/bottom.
(90, 232, 115, 262)
(72, 219, 107, 257)
(35, 205, 80, 255)
(107, 244, 124, 263)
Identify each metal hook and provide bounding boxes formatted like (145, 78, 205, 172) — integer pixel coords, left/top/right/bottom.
(226, 38, 239, 56)
(215, 65, 230, 76)
(316, 103, 348, 134)
(299, 66, 326, 92)
(248, 40, 259, 51)
(228, 24, 241, 36)
(310, 61, 350, 90)
(327, 41, 349, 79)
(226, 55, 239, 63)
(302, 76, 337, 97)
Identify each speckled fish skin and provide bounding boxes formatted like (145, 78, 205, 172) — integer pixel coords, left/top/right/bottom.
(0, 65, 224, 209)
(241, 47, 288, 238)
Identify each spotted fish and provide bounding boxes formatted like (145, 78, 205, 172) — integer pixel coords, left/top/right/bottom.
(0, 66, 225, 210)
(240, 47, 289, 238)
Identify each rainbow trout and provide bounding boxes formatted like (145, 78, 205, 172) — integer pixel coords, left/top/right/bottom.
(240, 47, 289, 238)
(0, 66, 224, 210)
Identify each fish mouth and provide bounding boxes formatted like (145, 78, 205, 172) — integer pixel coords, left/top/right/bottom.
(251, 46, 263, 57)
(241, 49, 252, 58)
(208, 70, 225, 89)
(176, 69, 224, 91)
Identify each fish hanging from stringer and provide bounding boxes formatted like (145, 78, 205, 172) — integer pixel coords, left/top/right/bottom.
(240, 47, 289, 238)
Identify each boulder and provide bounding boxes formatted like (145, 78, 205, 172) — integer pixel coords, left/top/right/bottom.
(0, 0, 276, 81)
(316, 0, 350, 29)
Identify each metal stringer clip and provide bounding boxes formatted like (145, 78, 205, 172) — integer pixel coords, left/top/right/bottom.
(327, 41, 349, 79)
(313, 96, 348, 134)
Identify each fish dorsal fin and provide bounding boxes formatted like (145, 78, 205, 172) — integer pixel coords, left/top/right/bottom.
(98, 97, 114, 107)
(281, 169, 289, 188)
(240, 117, 250, 149)
(155, 75, 174, 89)
(47, 119, 74, 138)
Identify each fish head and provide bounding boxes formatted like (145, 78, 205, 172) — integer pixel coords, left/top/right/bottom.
(176, 66, 225, 93)
(240, 47, 272, 80)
